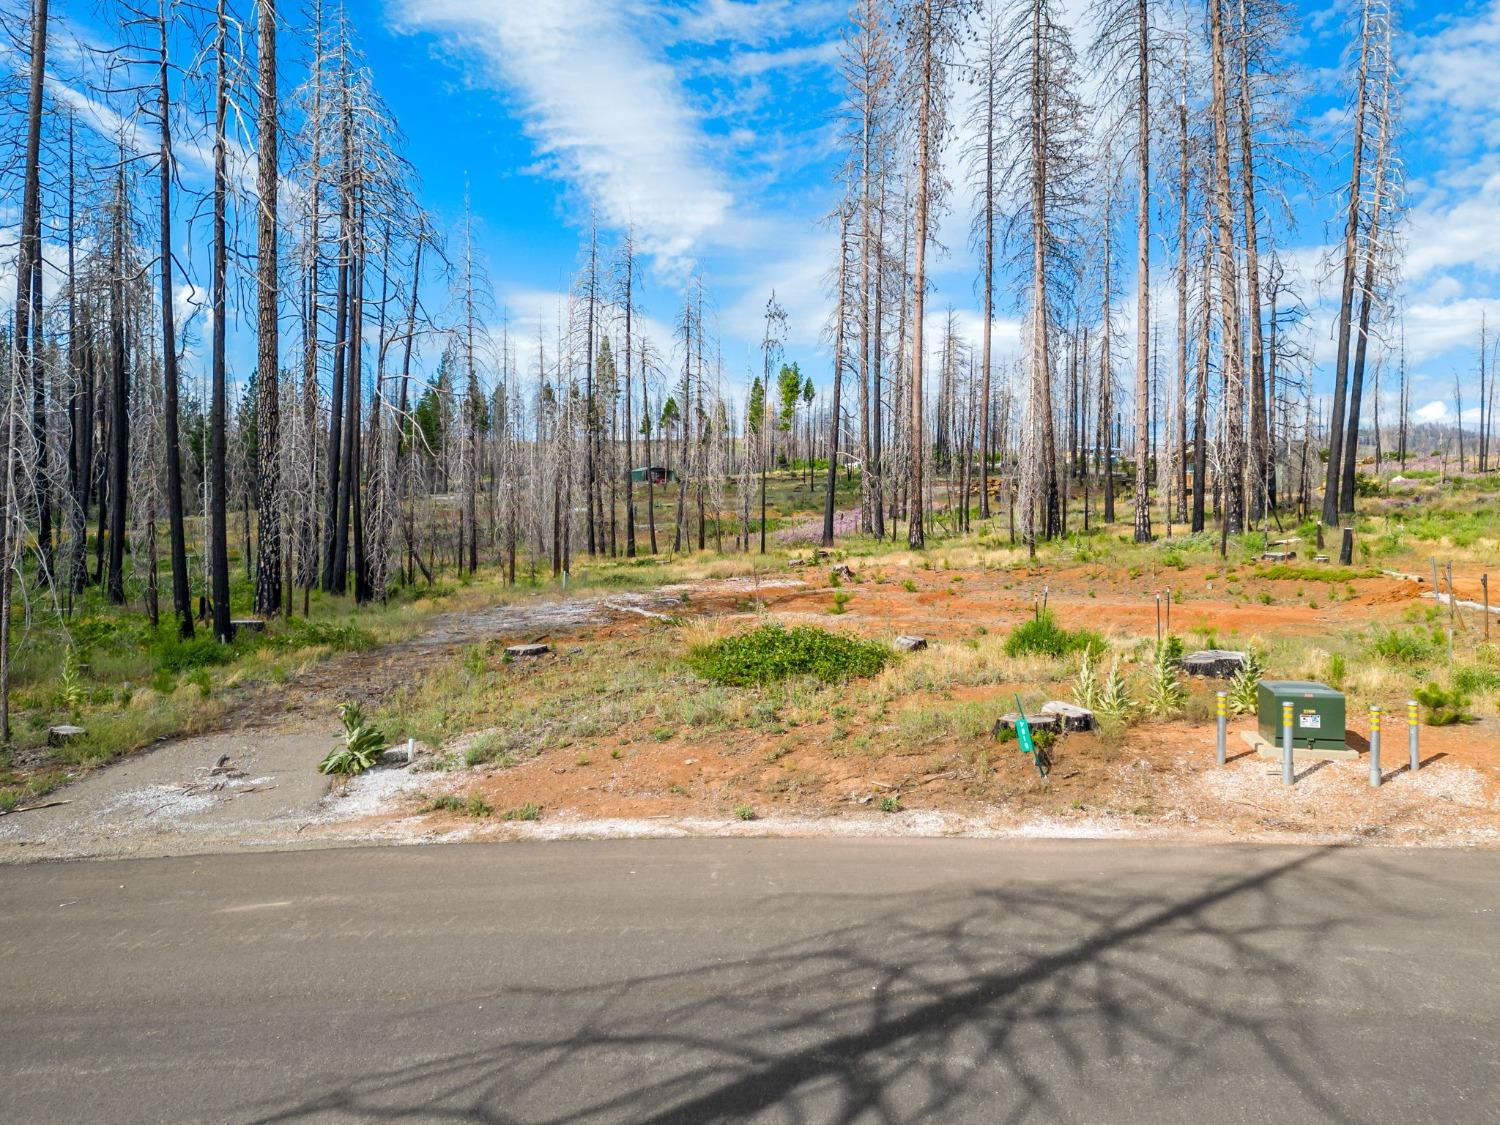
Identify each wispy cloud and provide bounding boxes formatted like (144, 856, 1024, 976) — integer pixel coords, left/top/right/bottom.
(389, 0, 733, 268)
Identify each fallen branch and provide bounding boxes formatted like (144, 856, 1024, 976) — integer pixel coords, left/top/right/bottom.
(0, 798, 72, 816)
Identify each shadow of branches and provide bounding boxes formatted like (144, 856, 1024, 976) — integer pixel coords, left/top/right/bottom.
(245, 845, 1427, 1124)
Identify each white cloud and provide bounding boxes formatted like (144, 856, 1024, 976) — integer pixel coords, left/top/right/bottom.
(1405, 172, 1500, 281)
(1406, 1, 1500, 153)
(390, 0, 733, 268)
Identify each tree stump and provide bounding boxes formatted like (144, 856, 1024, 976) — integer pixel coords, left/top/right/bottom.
(1040, 701, 1095, 731)
(505, 643, 551, 658)
(994, 712, 1060, 737)
(1180, 650, 1248, 678)
(894, 635, 927, 652)
(47, 724, 86, 747)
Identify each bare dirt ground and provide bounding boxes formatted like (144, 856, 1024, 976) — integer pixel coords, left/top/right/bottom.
(4, 563, 1498, 862)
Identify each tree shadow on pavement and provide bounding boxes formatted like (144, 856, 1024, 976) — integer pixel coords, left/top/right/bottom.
(245, 846, 1416, 1125)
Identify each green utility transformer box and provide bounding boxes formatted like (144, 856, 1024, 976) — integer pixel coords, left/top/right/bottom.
(1257, 681, 1347, 752)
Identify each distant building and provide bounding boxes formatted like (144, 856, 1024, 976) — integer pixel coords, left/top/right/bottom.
(627, 466, 676, 484)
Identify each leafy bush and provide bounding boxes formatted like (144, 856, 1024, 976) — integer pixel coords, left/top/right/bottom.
(424, 793, 492, 817)
(686, 624, 891, 687)
(1453, 664, 1500, 695)
(318, 702, 387, 775)
(1226, 646, 1265, 715)
(1260, 565, 1380, 584)
(1143, 642, 1187, 718)
(266, 618, 376, 653)
(500, 802, 542, 821)
(1327, 652, 1347, 689)
(1097, 658, 1135, 726)
(1072, 647, 1102, 712)
(1415, 682, 1472, 726)
(734, 804, 756, 821)
(1003, 610, 1105, 660)
(155, 633, 235, 674)
(1370, 626, 1442, 666)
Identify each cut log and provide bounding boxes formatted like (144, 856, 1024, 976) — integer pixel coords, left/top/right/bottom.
(1040, 701, 1095, 731)
(505, 643, 551, 658)
(47, 724, 86, 747)
(231, 618, 267, 634)
(1313, 555, 1330, 563)
(1180, 650, 1248, 678)
(1260, 551, 1296, 562)
(894, 635, 927, 652)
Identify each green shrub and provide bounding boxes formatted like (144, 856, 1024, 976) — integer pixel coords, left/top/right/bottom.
(1003, 610, 1105, 660)
(1226, 646, 1265, 715)
(1415, 682, 1472, 726)
(1370, 626, 1442, 666)
(686, 624, 891, 687)
(318, 702, 386, 775)
(879, 795, 901, 813)
(1143, 642, 1187, 718)
(1260, 565, 1379, 583)
(266, 618, 376, 653)
(1453, 664, 1500, 695)
(1097, 658, 1135, 726)
(500, 802, 542, 821)
(1327, 652, 1347, 689)
(1072, 646, 1102, 712)
(734, 804, 756, 821)
(155, 634, 235, 674)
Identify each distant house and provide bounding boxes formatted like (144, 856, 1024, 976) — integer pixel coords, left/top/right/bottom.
(627, 466, 676, 484)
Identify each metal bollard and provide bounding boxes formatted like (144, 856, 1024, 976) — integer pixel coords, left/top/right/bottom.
(1369, 706, 1382, 788)
(1408, 699, 1420, 773)
(1216, 691, 1227, 766)
(1281, 700, 1294, 786)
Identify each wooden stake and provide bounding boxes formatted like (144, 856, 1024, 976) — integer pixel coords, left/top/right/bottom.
(1484, 574, 1490, 642)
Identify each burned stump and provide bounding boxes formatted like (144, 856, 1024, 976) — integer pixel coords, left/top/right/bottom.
(1040, 701, 1096, 732)
(505, 643, 551, 659)
(47, 724, 86, 747)
(1180, 650, 1248, 678)
(994, 712, 1060, 738)
(894, 635, 928, 652)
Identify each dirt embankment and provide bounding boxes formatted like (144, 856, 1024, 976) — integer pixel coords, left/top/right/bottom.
(5, 567, 1497, 860)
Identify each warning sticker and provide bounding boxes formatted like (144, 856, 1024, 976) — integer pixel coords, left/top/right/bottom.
(1299, 712, 1322, 729)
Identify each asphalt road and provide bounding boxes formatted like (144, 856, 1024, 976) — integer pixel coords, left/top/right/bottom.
(1, 839, 1496, 1124)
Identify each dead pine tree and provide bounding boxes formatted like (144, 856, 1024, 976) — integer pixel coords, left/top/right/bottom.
(1001, 0, 1084, 551)
(1090, 0, 1162, 543)
(1321, 0, 1378, 527)
(253, 0, 282, 618)
(899, 0, 968, 549)
(1338, 0, 1398, 516)
(2, 0, 51, 737)
(207, 0, 233, 642)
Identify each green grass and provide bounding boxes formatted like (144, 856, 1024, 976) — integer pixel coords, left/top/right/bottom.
(1002, 610, 1105, 660)
(1259, 565, 1381, 583)
(1369, 626, 1445, 667)
(686, 624, 892, 687)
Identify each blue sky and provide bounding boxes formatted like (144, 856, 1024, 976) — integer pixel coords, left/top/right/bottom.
(355, 0, 1500, 424)
(7, 0, 1500, 428)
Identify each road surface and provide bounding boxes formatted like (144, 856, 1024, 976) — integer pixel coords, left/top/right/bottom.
(1, 838, 1496, 1123)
